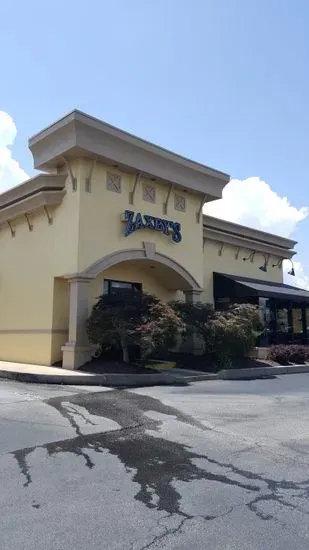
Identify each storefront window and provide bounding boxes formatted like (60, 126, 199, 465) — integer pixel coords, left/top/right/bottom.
(292, 308, 303, 334)
(276, 308, 289, 332)
(306, 309, 309, 335)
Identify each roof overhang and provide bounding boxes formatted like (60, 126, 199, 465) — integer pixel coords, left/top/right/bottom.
(0, 174, 66, 226)
(29, 110, 230, 200)
(203, 215, 296, 259)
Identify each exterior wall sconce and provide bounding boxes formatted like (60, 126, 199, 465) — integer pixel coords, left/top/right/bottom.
(273, 258, 295, 276)
(259, 253, 270, 273)
(243, 251, 256, 263)
(286, 258, 295, 277)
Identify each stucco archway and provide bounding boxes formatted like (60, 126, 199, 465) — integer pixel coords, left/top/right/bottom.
(62, 247, 203, 369)
(80, 247, 202, 292)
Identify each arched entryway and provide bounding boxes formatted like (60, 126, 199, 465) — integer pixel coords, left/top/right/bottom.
(61, 247, 203, 369)
(82, 248, 202, 291)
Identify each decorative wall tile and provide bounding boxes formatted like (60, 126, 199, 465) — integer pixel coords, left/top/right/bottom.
(143, 184, 156, 203)
(174, 194, 186, 212)
(106, 172, 121, 193)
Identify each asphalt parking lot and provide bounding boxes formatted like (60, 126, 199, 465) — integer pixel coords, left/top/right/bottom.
(1, 374, 309, 549)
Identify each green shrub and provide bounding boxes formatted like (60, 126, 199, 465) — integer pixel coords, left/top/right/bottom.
(170, 301, 214, 337)
(171, 301, 263, 368)
(202, 304, 263, 369)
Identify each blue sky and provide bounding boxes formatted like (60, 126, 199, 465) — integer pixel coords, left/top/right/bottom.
(1, 0, 308, 285)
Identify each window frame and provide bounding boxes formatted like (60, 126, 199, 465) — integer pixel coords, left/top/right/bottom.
(103, 278, 142, 297)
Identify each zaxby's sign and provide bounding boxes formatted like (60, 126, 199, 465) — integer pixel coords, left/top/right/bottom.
(122, 210, 182, 243)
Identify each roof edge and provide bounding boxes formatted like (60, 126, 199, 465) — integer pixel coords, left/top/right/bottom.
(28, 109, 230, 182)
(203, 214, 296, 251)
(0, 174, 66, 209)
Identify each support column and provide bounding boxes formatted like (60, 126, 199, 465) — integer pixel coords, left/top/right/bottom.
(183, 289, 204, 355)
(183, 289, 203, 305)
(61, 276, 92, 370)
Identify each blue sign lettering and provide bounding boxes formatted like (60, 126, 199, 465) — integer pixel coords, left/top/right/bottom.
(122, 210, 182, 243)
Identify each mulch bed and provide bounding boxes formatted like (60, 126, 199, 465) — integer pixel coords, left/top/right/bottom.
(153, 353, 279, 372)
(77, 353, 302, 375)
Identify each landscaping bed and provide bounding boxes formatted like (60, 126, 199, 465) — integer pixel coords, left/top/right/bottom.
(152, 352, 277, 372)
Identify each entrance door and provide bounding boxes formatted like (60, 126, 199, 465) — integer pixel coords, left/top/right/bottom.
(103, 278, 142, 361)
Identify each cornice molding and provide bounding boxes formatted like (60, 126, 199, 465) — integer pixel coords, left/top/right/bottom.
(28, 110, 230, 200)
(0, 174, 66, 209)
(0, 189, 66, 226)
(203, 215, 296, 251)
(203, 227, 295, 259)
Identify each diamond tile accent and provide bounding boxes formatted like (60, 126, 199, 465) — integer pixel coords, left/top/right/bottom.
(174, 194, 186, 212)
(143, 184, 156, 203)
(106, 172, 121, 193)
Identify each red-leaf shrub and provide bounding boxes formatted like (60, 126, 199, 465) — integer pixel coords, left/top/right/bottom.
(267, 345, 290, 365)
(87, 293, 183, 363)
(287, 345, 309, 364)
(267, 345, 309, 365)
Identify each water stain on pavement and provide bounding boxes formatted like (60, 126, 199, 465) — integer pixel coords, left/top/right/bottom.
(10, 390, 309, 527)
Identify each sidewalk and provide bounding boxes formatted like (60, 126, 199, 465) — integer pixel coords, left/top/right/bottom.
(0, 361, 213, 387)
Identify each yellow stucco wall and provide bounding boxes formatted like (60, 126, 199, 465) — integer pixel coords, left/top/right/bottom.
(0, 159, 201, 365)
(77, 160, 204, 287)
(0, 167, 80, 365)
(203, 239, 283, 304)
(0, 155, 287, 366)
(0, 333, 53, 365)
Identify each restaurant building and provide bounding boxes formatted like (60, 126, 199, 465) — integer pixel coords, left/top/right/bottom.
(0, 110, 308, 369)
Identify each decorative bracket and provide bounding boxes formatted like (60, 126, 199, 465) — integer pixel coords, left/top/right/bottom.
(272, 258, 283, 268)
(218, 242, 224, 256)
(25, 213, 33, 232)
(62, 156, 77, 191)
(85, 159, 96, 192)
(44, 206, 53, 225)
(196, 194, 207, 223)
(129, 172, 142, 205)
(7, 220, 15, 237)
(234, 246, 241, 260)
(163, 183, 173, 215)
(243, 251, 256, 263)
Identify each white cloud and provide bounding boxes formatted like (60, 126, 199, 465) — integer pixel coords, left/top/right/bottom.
(204, 177, 308, 237)
(0, 111, 28, 194)
(204, 176, 309, 289)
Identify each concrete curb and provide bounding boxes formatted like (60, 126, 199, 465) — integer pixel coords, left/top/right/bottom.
(2, 364, 307, 386)
(218, 364, 309, 380)
(182, 374, 218, 382)
(0, 369, 188, 387)
(162, 371, 218, 382)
